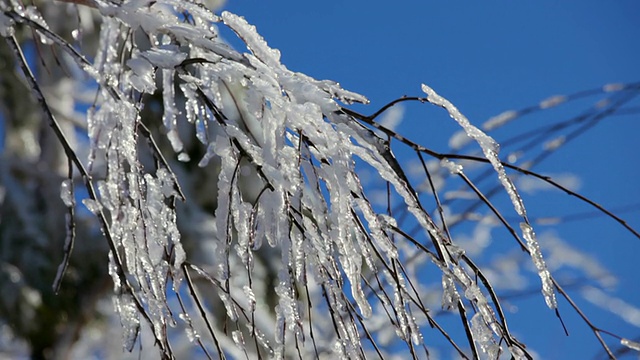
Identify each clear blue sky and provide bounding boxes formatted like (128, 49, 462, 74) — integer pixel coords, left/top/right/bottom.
(222, 1, 640, 358)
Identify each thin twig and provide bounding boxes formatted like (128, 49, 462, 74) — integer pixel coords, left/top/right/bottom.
(183, 264, 227, 360)
(53, 157, 76, 294)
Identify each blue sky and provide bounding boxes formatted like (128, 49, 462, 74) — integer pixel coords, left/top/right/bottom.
(222, 1, 640, 358)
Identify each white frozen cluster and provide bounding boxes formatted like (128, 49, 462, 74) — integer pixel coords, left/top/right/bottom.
(78, 5, 192, 352)
(423, 83, 559, 356)
(48, 0, 553, 357)
(78, 1, 400, 356)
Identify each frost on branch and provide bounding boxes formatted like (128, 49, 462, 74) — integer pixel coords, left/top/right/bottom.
(423, 84, 558, 313)
(36, 1, 535, 357)
(422, 84, 526, 218)
(4, 0, 639, 359)
(520, 223, 557, 309)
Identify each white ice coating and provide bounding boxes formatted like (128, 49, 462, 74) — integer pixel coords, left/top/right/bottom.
(140, 47, 188, 68)
(179, 312, 200, 343)
(509, 345, 528, 360)
(60, 0, 546, 356)
(79, 5, 193, 349)
(441, 158, 463, 175)
(422, 83, 526, 217)
(60, 179, 74, 207)
(621, 338, 640, 352)
(520, 223, 557, 309)
(126, 56, 156, 93)
(451, 263, 502, 338)
(222, 11, 281, 69)
(482, 110, 518, 131)
(539, 95, 566, 109)
(470, 313, 502, 359)
(114, 293, 141, 351)
(231, 330, 245, 350)
(81, 198, 102, 215)
(441, 273, 459, 310)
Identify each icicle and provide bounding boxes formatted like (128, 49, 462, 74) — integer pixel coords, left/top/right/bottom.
(177, 152, 190, 162)
(392, 287, 410, 342)
(163, 69, 184, 153)
(243, 285, 256, 312)
(234, 200, 253, 265)
(407, 312, 424, 346)
(180, 82, 200, 126)
(441, 273, 459, 310)
(520, 222, 557, 309)
(275, 280, 303, 340)
(185, 325, 200, 343)
(423, 83, 527, 218)
(114, 293, 141, 352)
(470, 313, 502, 358)
(96, 180, 116, 211)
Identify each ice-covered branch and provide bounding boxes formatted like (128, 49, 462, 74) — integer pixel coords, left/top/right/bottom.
(2, 0, 639, 359)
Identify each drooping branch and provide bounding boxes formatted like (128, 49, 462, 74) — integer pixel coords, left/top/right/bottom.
(3, 33, 172, 357)
(3, 1, 639, 358)
(341, 93, 640, 241)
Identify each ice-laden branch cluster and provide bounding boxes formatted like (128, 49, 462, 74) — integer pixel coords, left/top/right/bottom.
(0, 0, 557, 357)
(422, 85, 557, 311)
